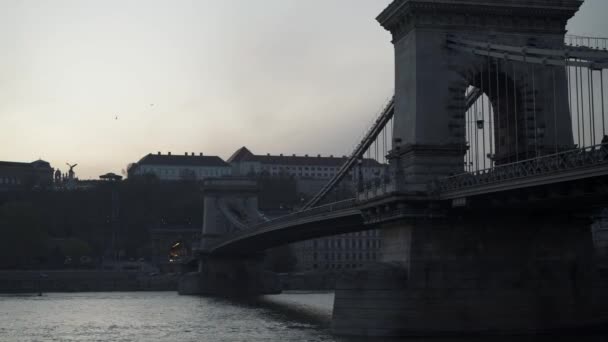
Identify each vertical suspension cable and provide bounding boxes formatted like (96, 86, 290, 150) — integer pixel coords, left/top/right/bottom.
(575, 63, 582, 147)
(487, 55, 494, 167)
(480, 65, 486, 170)
(505, 59, 511, 162)
(579, 63, 586, 147)
(460, 88, 465, 171)
(365, 148, 370, 186)
(601, 69, 606, 138)
(468, 104, 473, 172)
(523, 61, 529, 158)
(474, 101, 479, 172)
(589, 68, 596, 145)
(532, 64, 538, 157)
(513, 61, 519, 162)
(464, 104, 472, 172)
(375, 138, 379, 165)
(567, 63, 574, 149)
(553, 67, 558, 154)
(382, 127, 387, 164)
(496, 58, 501, 164)
(567, 62, 573, 122)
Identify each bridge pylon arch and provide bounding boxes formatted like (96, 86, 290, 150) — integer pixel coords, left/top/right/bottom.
(378, 0, 581, 190)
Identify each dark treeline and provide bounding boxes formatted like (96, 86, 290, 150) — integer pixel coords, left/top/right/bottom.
(0, 175, 304, 270)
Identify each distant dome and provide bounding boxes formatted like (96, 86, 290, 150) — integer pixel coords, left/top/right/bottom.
(30, 160, 51, 168)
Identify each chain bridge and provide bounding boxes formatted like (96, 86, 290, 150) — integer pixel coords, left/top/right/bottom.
(182, 0, 608, 337)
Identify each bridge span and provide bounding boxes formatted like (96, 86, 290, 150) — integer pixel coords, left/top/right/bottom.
(182, 0, 608, 337)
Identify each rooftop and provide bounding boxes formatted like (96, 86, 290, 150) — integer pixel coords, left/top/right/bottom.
(228, 147, 383, 167)
(136, 153, 230, 168)
(0, 160, 51, 168)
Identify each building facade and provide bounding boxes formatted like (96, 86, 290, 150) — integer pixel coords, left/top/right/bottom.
(228, 146, 386, 196)
(292, 230, 382, 272)
(128, 152, 231, 181)
(0, 159, 53, 190)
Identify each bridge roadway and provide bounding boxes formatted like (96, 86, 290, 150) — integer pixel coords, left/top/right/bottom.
(209, 144, 608, 255)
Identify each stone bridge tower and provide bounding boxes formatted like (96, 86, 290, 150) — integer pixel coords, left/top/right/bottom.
(200, 178, 260, 251)
(179, 178, 280, 296)
(330, 1, 608, 337)
(379, 0, 582, 192)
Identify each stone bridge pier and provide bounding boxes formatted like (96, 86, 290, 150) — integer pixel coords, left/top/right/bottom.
(332, 210, 608, 336)
(178, 179, 280, 296)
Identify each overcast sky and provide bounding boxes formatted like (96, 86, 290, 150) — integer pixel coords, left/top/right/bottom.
(1, 0, 607, 179)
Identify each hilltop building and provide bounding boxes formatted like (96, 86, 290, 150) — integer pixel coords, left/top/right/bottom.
(227, 146, 385, 196)
(128, 152, 231, 181)
(0, 159, 53, 190)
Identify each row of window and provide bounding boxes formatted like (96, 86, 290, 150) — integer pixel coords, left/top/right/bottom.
(313, 252, 378, 261)
(313, 263, 366, 270)
(139, 167, 230, 178)
(264, 165, 382, 174)
(312, 239, 381, 250)
(0, 177, 20, 185)
(269, 171, 336, 178)
(316, 230, 380, 240)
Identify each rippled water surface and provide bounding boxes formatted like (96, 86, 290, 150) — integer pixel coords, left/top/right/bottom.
(1, 291, 606, 342)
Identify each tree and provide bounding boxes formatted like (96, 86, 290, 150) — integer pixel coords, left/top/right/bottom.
(0, 201, 48, 269)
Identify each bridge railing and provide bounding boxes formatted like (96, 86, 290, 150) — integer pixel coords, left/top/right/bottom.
(566, 35, 608, 51)
(436, 144, 608, 193)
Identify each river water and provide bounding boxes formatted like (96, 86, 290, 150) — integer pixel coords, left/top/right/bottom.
(0, 291, 606, 342)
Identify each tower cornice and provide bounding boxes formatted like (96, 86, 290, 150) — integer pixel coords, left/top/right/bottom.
(377, 0, 584, 42)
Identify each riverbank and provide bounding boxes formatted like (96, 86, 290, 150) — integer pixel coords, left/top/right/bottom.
(0, 270, 177, 293)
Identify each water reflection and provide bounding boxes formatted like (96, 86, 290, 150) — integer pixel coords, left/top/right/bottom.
(0, 291, 607, 342)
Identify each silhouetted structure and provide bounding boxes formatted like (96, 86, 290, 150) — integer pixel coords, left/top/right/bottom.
(128, 152, 231, 181)
(0, 159, 53, 190)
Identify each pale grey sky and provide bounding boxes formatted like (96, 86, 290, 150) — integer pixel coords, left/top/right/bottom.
(1, 0, 607, 178)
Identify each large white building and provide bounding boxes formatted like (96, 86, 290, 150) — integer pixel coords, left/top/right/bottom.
(228, 146, 386, 196)
(292, 230, 382, 272)
(128, 152, 231, 181)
